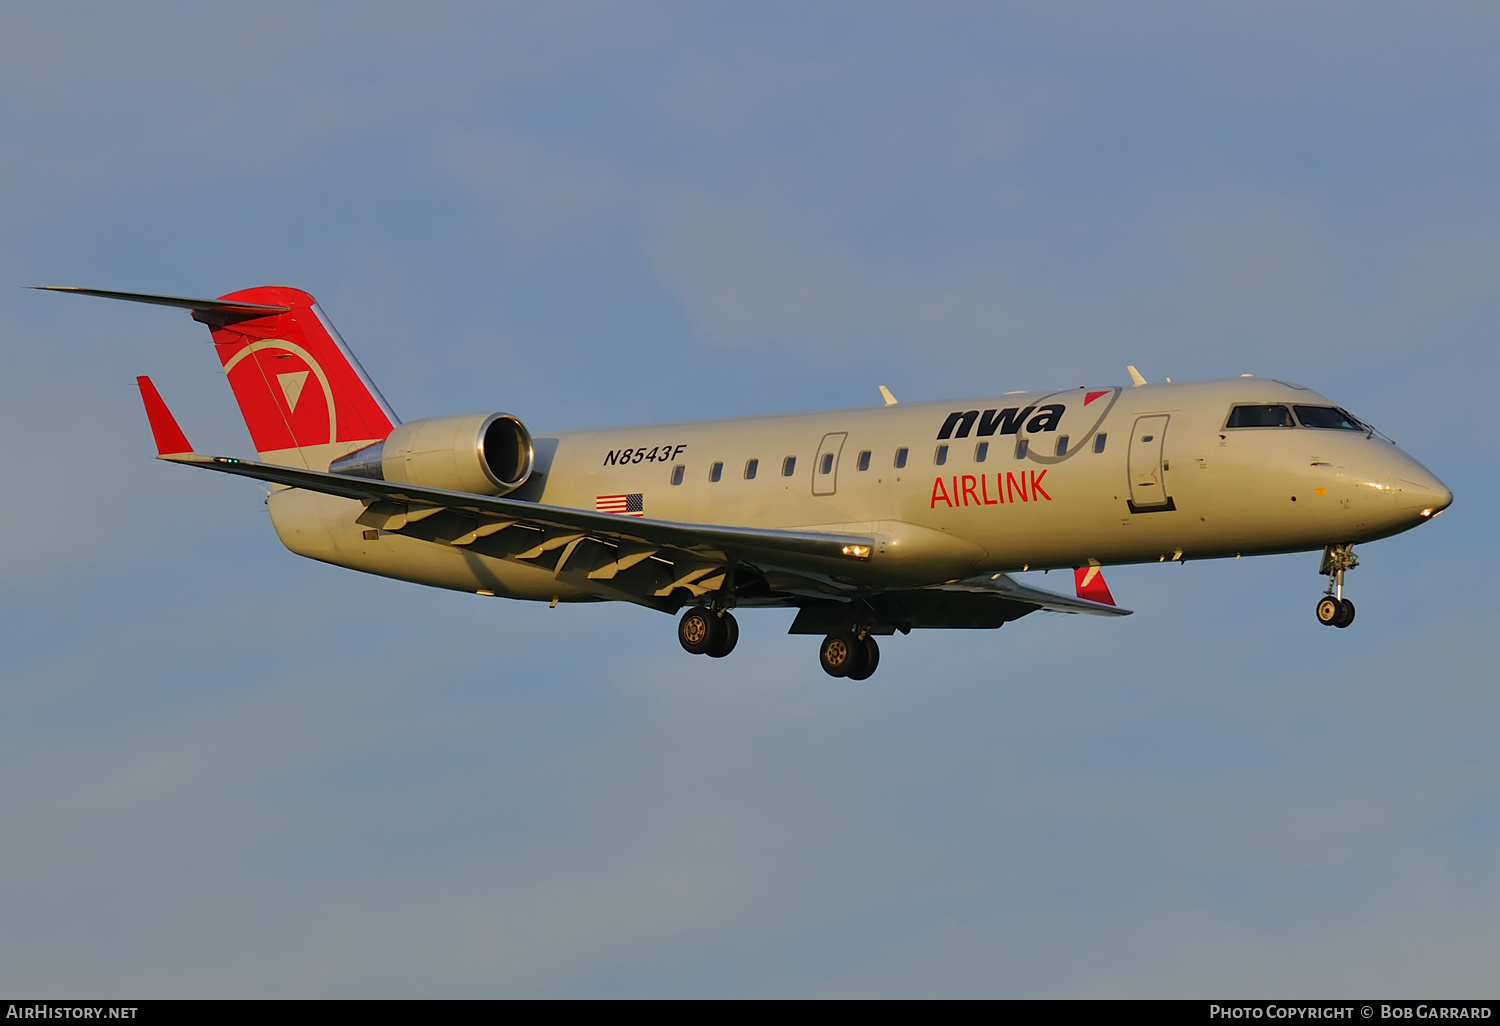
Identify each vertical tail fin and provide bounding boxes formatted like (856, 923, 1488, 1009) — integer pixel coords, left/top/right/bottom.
(191, 287, 397, 469)
(37, 285, 397, 470)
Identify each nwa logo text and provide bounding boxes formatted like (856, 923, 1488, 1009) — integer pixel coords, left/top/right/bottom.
(937, 404, 1066, 440)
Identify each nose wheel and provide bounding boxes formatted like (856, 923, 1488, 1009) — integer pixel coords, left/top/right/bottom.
(1316, 544, 1358, 628)
(1315, 595, 1355, 628)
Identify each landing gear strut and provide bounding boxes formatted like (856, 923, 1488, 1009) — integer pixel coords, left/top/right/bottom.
(1316, 544, 1358, 628)
(678, 606, 739, 658)
(819, 630, 880, 680)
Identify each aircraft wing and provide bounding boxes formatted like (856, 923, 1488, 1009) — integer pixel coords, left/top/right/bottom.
(786, 570, 1130, 636)
(934, 572, 1133, 616)
(163, 451, 876, 606)
(139, 379, 1129, 619)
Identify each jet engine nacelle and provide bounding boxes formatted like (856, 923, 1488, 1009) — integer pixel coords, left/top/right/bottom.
(329, 412, 534, 496)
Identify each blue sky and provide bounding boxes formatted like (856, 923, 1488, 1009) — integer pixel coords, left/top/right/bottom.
(2, 1, 1497, 996)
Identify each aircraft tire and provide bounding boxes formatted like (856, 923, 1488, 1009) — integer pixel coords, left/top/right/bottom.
(1334, 598, 1356, 628)
(707, 611, 739, 658)
(847, 637, 880, 680)
(1316, 596, 1342, 626)
(819, 631, 867, 678)
(679, 606, 723, 655)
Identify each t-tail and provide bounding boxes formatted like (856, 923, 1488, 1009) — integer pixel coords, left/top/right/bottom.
(35, 285, 398, 469)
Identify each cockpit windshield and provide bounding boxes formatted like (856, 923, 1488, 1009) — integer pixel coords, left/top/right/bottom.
(1293, 405, 1364, 430)
(1225, 404, 1293, 428)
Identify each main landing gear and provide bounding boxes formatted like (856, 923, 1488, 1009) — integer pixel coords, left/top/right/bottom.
(678, 606, 739, 658)
(676, 605, 884, 679)
(1315, 543, 1359, 629)
(819, 630, 880, 680)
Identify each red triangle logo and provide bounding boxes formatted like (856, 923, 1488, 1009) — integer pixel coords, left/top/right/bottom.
(1084, 390, 1110, 406)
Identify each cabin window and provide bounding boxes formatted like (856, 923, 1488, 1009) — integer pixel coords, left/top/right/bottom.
(1294, 405, 1364, 430)
(744, 458, 758, 480)
(671, 465, 685, 485)
(857, 450, 871, 471)
(1054, 435, 1069, 457)
(819, 452, 835, 475)
(934, 444, 949, 466)
(1094, 433, 1107, 454)
(709, 461, 723, 482)
(974, 441, 988, 463)
(782, 456, 796, 477)
(1015, 438, 1029, 459)
(1226, 404, 1293, 428)
(894, 447, 909, 469)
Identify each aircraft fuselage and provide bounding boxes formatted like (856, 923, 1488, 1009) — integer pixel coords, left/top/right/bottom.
(269, 377, 1449, 603)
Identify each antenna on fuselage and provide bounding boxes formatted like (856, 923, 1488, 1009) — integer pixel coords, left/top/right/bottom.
(879, 385, 899, 406)
(1127, 366, 1147, 387)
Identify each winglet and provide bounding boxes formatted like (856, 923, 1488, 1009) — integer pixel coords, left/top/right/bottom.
(1074, 564, 1116, 606)
(136, 376, 195, 456)
(1127, 365, 1147, 387)
(879, 385, 899, 406)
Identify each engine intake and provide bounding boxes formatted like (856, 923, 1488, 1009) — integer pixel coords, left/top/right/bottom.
(330, 412, 533, 496)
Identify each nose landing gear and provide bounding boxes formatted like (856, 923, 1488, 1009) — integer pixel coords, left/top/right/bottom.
(1316, 544, 1359, 628)
(1316, 595, 1354, 628)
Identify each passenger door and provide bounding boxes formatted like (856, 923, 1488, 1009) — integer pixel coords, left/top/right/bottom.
(1127, 415, 1175, 512)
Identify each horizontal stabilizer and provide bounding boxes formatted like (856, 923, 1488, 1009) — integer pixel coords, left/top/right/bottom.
(136, 376, 194, 456)
(32, 286, 289, 314)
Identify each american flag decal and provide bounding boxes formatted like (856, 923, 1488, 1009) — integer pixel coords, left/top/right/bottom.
(596, 493, 644, 516)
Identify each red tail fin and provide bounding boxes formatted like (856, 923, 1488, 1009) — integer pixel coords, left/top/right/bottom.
(1074, 565, 1116, 605)
(192, 287, 397, 469)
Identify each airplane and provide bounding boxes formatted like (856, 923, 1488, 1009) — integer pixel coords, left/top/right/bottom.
(38, 285, 1452, 680)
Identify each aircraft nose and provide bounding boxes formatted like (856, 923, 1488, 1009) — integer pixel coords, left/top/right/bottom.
(1389, 455, 1452, 520)
(1407, 477, 1453, 519)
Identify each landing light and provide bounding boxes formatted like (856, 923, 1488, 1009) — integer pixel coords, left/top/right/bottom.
(1421, 508, 1438, 517)
(841, 544, 872, 559)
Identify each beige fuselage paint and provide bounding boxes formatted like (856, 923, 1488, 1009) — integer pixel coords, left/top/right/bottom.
(268, 378, 1449, 603)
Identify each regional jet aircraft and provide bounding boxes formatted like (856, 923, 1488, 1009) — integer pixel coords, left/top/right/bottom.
(39, 286, 1452, 679)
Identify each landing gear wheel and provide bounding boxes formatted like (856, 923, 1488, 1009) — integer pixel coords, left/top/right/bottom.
(819, 631, 868, 678)
(1334, 598, 1355, 628)
(846, 636, 880, 680)
(1317, 544, 1360, 630)
(678, 606, 723, 655)
(706, 611, 739, 657)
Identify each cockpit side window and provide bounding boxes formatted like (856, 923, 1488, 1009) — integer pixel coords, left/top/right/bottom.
(1225, 404, 1294, 428)
(1293, 405, 1364, 430)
